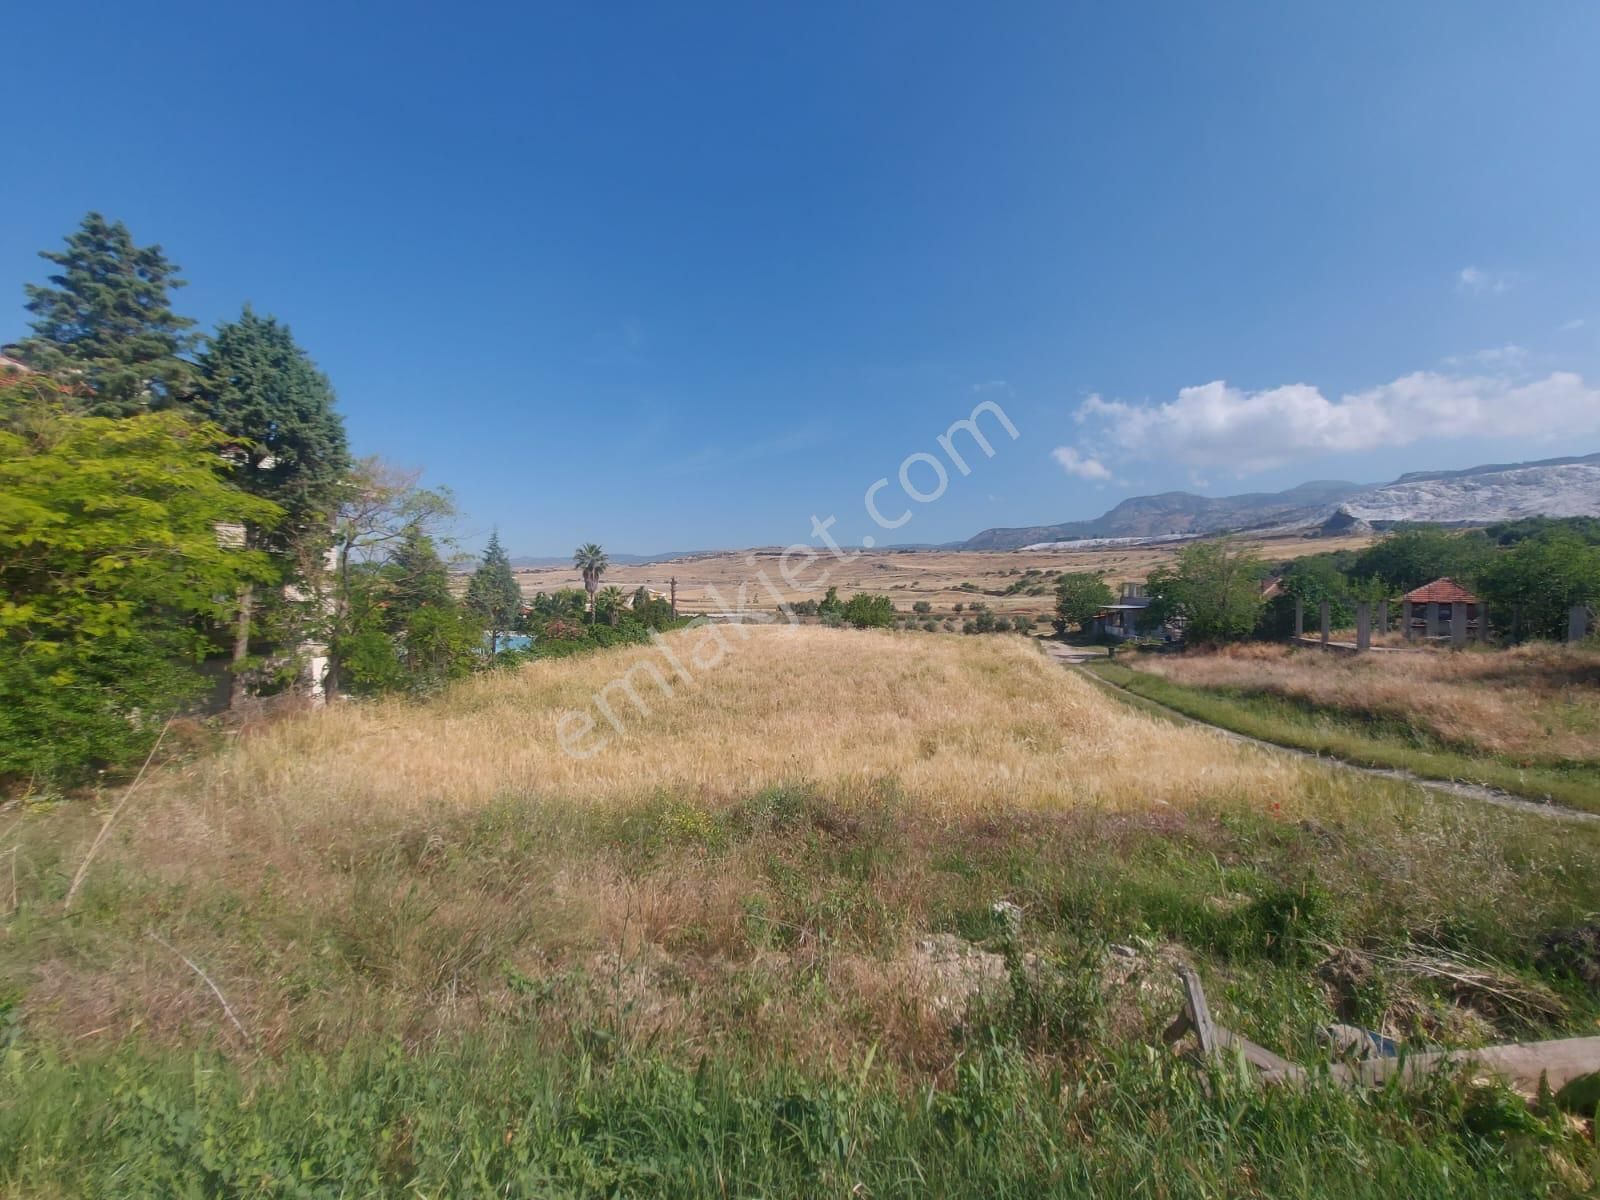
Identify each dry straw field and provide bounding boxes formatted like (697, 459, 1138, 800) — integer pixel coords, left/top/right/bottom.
(508, 531, 1377, 619)
(11, 626, 1600, 1192)
(1138, 641, 1600, 762)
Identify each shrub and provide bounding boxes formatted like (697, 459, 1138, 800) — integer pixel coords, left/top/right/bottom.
(912, 600, 932, 614)
(841, 593, 895, 629)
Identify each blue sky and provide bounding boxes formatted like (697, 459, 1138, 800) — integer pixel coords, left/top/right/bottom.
(3, 2, 1597, 555)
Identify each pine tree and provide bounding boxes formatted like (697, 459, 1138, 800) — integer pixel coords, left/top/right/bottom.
(14, 213, 198, 415)
(466, 532, 522, 655)
(386, 525, 454, 630)
(193, 307, 349, 529)
(192, 306, 350, 706)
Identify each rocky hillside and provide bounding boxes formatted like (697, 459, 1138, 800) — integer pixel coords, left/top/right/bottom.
(960, 480, 1362, 550)
(1335, 454, 1600, 528)
(961, 453, 1600, 550)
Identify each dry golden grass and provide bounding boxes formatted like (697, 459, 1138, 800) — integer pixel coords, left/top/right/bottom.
(1138, 641, 1600, 761)
(15, 624, 1600, 1082)
(153, 626, 1308, 838)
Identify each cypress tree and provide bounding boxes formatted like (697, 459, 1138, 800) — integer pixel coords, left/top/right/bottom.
(14, 212, 198, 415)
(465, 532, 522, 655)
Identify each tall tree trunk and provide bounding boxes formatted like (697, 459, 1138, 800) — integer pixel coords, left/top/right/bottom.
(229, 583, 255, 709)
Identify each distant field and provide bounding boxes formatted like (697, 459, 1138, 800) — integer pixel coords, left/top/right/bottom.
(508, 531, 1377, 618)
(8, 625, 1600, 1193)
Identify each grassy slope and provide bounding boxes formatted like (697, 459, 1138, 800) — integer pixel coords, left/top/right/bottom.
(1085, 657, 1600, 813)
(6, 627, 1600, 1195)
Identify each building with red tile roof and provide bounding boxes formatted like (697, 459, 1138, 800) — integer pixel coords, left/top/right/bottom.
(1402, 577, 1479, 605)
(1402, 577, 1485, 642)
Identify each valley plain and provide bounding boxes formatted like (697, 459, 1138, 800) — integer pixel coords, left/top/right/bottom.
(507, 531, 1378, 617)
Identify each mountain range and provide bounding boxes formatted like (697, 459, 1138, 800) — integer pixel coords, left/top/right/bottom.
(959, 452, 1600, 551)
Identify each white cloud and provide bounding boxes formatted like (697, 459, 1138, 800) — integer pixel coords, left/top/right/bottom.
(1457, 266, 1509, 295)
(1559, 318, 1586, 333)
(1050, 445, 1113, 480)
(1075, 369, 1600, 474)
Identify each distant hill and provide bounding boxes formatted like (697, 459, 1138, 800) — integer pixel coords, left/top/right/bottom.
(960, 453, 1600, 550)
(960, 480, 1364, 550)
(1336, 453, 1600, 528)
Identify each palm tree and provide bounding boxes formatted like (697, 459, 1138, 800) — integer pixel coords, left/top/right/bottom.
(574, 543, 609, 621)
(596, 585, 627, 626)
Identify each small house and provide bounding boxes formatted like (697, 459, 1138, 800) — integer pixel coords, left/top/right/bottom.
(1401, 578, 1484, 641)
(1090, 581, 1153, 640)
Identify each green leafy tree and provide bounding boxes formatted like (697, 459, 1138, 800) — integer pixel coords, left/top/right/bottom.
(573, 543, 609, 621)
(1352, 528, 1493, 593)
(12, 213, 198, 415)
(817, 586, 842, 617)
(1480, 530, 1600, 641)
(324, 458, 455, 698)
(1054, 572, 1115, 634)
(192, 307, 350, 704)
(531, 589, 588, 622)
(0, 399, 279, 781)
(467, 532, 522, 654)
(841, 593, 896, 629)
(1146, 539, 1267, 644)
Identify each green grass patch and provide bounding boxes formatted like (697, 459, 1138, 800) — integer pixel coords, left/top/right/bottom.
(5, 1035, 1596, 1198)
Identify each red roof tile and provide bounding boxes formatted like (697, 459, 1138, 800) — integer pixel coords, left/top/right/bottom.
(1403, 577, 1479, 604)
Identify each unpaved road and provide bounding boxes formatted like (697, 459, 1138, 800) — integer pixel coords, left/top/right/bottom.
(1037, 638, 1600, 826)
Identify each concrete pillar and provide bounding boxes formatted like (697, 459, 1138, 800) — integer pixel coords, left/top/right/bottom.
(1294, 597, 1304, 638)
(1572, 605, 1592, 645)
(1356, 603, 1371, 651)
(1425, 603, 1440, 639)
(1320, 600, 1331, 647)
(1450, 604, 1467, 648)
(1402, 599, 1414, 641)
(1377, 600, 1389, 635)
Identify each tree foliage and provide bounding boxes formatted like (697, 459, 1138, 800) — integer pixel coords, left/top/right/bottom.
(193, 307, 349, 531)
(0, 399, 279, 781)
(466, 532, 522, 650)
(1351, 528, 1493, 593)
(1479, 530, 1600, 641)
(841, 593, 896, 629)
(573, 543, 608, 620)
(12, 212, 198, 416)
(1054, 572, 1114, 633)
(1147, 540, 1266, 644)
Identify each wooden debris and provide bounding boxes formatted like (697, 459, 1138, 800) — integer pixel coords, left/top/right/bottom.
(1165, 967, 1600, 1093)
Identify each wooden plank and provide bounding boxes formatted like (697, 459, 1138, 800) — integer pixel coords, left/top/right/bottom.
(1176, 966, 1218, 1057)
(1260, 1035, 1600, 1091)
(1214, 1026, 1300, 1076)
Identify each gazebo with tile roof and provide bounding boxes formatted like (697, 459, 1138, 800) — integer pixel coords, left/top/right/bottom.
(1401, 577, 1485, 643)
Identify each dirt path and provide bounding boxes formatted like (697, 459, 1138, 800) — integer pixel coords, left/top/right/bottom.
(1036, 638, 1600, 826)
